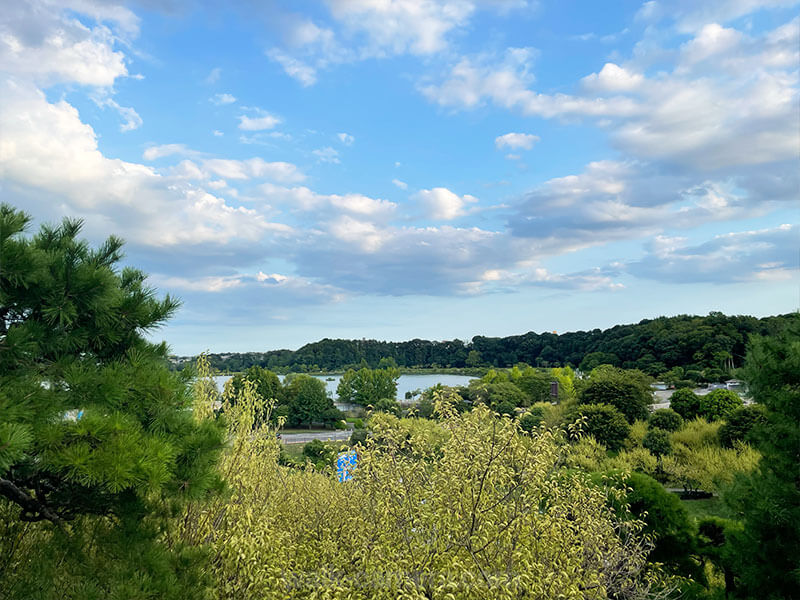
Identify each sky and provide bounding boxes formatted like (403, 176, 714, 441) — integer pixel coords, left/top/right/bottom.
(1, 0, 798, 355)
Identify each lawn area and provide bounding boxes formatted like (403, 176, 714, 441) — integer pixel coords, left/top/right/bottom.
(681, 496, 734, 522)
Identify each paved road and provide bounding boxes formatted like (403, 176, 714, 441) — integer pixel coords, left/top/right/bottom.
(280, 430, 352, 444)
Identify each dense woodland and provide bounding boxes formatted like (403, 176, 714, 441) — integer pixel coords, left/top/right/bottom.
(177, 312, 794, 381)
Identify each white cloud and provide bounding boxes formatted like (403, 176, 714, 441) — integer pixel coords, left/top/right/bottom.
(238, 110, 281, 131)
(213, 130, 224, 137)
(0, 2, 129, 87)
(636, 0, 798, 33)
(337, 132, 355, 145)
(0, 80, 283, 249)
(201, 158, 306, 182)
(581, 63, 643, 92)
(414, 187, 478, 220)
(204, 67, 221, 84)
(627, 224, 799, 283)
(313, 146, 340, 163)
(210, 93, 236, 105)
(143, 144, 194, 161)
(267, 49, 318, 86)
(392, 178, 408, 190)
(420, 48, 639, 118)
(495, 132, 540, 150)
(259, 183, 396, 219)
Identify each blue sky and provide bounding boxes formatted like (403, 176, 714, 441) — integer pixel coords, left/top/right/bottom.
(1, 0, 798, 355)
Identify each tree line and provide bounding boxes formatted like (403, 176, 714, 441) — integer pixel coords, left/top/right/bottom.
(177, 312, 794, 381)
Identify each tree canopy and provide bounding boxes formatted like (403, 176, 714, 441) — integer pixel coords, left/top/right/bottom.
(0, 204, 225, 597)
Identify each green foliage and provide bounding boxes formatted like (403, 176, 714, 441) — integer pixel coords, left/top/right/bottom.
(349, 428, 368, 446)
(622, 473, 700, 579)
(336, 366, 399, 406)
(717, 404, 767, 448)
(519, 404, 547, 433)
(372, 397, 401, 415)
(670, 388, 701, 419)
(515, 368, 552, 404)
(698, 389, 743, 421)
(649, 408, 684, 432)
(285, 374, 337, 427)
(572, 403, 631, 452)
(178, 399, 666, 598)
(227, 366, 283, 425)
(642, 428, 673, 457)
(302, 440, 335, 467)
(578, 365, 653, 423)
(0, 205, 224, 598)
(724, 323, 800, 598)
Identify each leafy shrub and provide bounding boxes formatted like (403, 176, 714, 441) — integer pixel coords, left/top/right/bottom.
(302, 440, 335, 467)
(698, 389, 743, 421)
(642, 428, 673, 457)
(573, 403, 631, 452)
(718, 404, 768, 448)
(649, 408, 684, 432)
(625, 420, 649, 449)
(349, 428, 368, 446)
(671, 417, 721, 449)
(669, 388, 701, 419)
(578, 366, 653, 423)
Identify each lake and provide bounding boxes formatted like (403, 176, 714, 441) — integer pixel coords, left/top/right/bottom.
(212, 373, 474, 408)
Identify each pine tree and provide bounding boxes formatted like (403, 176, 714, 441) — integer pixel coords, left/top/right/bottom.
(725, 318, 800, 598)
(0, 204, 225, 598)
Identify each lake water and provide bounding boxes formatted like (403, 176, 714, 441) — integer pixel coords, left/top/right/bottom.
(212, 373, 474, 408)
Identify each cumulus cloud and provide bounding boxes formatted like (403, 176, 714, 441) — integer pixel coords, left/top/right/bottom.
(259, 183, 397, 220)
(420, 47, 639, 118)
(0, 1, 131, 87)
(313, 146, 340, 163)
(392, 178, 408, 190)
(0, 79, 289, 253)
(415, 187, 478, 220)
(238, 110, 281, 130)
(636, 0, 798, 33)
(200, 158, 305, 182)
(210, 93, 236, 105)
(626, 224, 799, 283)
(143, 143, 195, 161)
(581, 63, 643, 92)
(495, 132, 540, 150)
(267, 48, 318, 86)
(337, 132, 355, 145)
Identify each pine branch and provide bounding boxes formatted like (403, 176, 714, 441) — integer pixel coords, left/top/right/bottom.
(0, 477, 64, 527)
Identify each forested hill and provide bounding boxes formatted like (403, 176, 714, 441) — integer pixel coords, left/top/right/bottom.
(177, 312, 797, 378)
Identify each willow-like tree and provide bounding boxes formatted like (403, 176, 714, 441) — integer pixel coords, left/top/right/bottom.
(0, 205, 225, 599)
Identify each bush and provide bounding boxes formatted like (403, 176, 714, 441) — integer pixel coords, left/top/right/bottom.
(625, 420, 649, 449)
(649, 408, 684, 432)
(373, 397, 401, 416)
(623, 473, 699, 579)
(349, 428, 368, 446)
(698, 389, 743, 421)
(578, 366, 653, 423)
(671, 417, 721, 449)
(353, 418, 365, 429)
(302, 439, 335, 467)
(718, 404, 768, 448)
(669, 388, 701, 419)
(643, 428, 673, 457)
(573, 403, 631, 452)
(519, 406, 545, 433)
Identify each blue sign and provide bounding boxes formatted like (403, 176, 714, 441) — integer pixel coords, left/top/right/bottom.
(336, 450, 358, 482)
